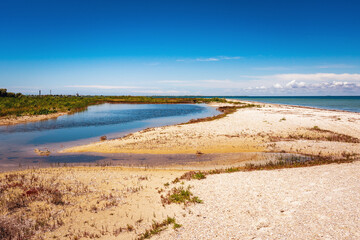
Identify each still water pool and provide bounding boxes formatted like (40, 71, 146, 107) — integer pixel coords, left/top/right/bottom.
(0, 103, 219, 169)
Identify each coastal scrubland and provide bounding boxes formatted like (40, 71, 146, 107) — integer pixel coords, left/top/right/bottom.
(0, 89, 226, 118)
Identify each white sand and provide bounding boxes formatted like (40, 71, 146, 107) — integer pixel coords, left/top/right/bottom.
(155, 161, 360, 239)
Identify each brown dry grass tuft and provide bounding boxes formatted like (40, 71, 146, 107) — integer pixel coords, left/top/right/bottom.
(0, 215, 34, 240)
(184, 104, 259, 124)
(0, 171, 90, 239)
(175, 153, 358, 185)
(269, 127, 360, 143)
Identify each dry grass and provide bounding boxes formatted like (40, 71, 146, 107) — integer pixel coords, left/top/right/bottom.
(174, 153, 359, 185)
(0, 215, 34, 240)
(184, 104, 259, 124)
(269, 127, 360, 143)
(0, 171, 89, 239)
(0, 167, 185, 239)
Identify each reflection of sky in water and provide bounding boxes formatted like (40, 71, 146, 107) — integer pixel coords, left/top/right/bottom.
(0, 104, 219, 165)
(0, 104, 206, 133)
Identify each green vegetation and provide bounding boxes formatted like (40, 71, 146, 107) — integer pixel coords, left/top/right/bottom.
(0, 90, 227, 117)
(137, 217, 181, 240)
(161, 186, 203, 206)
(0, 88, 23, 98)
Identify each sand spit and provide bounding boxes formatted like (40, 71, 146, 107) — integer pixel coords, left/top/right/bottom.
(154, 161, 360, 240)
(63, 102, 360, 158)
(0, 112, 67, 126)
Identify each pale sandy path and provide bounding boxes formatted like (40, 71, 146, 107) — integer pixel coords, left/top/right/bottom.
(154, 161, 360, 240)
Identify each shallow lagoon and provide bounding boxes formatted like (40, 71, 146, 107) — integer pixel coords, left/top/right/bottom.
(0, 103, 220, 169)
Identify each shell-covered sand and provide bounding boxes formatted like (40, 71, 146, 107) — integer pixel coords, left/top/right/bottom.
(63, 102, 360, 158)
(154, 161, 360, 240)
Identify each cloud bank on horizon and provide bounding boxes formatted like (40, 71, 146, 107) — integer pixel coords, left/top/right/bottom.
(1, 1, 359, 96)
(58, 73, 360, 96)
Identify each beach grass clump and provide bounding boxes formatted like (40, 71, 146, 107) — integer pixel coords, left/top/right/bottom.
(161, 186, 202, 206)
(0, 215, 34, 240)
(193, 172, 206, 180)
(137, 217, 181, 240)
(179, 171, 206, 180)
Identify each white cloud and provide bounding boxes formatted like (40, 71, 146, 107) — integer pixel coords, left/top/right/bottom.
(270, 73, 360, 82)
(176, 56, 242, 62)
(273, 83, 283, 89)
(218, 56, 242, 60)
(65, 85, 139, 89)
(196, 58, 220, 62)
(316, 64, 356, 69)
(286, 80, 306, 88)
(158, 80, 188, 84)
(253, 66, 293, 71)
(133, 90, 189, 95)
(153, 73, 360, 95)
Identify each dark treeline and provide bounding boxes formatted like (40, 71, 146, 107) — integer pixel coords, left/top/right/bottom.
(0, 90, 226, 117)
(0, 88, 23, 98)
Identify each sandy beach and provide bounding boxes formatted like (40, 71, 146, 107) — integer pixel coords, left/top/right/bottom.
(0, 167, 188, 239)
(154, 161, 360, 240)
(63, 101, 360, 159)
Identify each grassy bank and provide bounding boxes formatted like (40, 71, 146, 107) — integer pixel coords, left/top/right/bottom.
(0, 95, 226, 117)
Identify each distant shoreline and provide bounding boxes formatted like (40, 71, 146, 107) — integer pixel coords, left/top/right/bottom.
(0, 112, 67, 126)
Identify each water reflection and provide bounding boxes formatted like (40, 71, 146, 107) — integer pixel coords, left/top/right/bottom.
(0, 103, 220, 170)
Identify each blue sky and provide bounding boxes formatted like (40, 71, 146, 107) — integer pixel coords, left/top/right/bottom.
(1, 0, 360, 95)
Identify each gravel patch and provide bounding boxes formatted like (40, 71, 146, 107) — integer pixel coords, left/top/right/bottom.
(154, 162, 360, 239)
